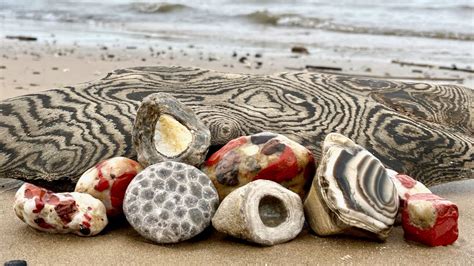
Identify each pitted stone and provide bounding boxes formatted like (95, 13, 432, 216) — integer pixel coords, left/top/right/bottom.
(123, 161, 219, 244)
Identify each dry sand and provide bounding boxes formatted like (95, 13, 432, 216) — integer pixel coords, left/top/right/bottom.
(0, 39, 473, 265)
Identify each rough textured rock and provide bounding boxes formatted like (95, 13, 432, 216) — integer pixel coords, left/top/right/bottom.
(202, 132, 315, 200)
(133, 93, 211, 168)
(123, 161, 219, 244)
(387, 169, 431, 224)
(0, 66, 472, 191)
(304, 133, 398, 241)
(75, 157, 142, 217)
(402, 193, 459, 246)
(14, 183, 108, 236)
(212, 179, 304, 246)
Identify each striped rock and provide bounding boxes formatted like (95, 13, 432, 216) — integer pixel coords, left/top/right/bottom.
(0, 66, 472, 191)
(304, 133, 398, 241)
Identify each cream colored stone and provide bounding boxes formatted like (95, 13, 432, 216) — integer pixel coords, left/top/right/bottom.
(212, 179, 304, 246)
(407, 199, 437, 229)
(154, 114, 193, 157)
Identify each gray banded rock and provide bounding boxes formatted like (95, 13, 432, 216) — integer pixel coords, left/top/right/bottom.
(304, 133, 398, 241)
(133, 93, 211, 168)
(123, 161, 219, 244)
(0, 66, 472, 191)
(212, 179, 304, 246)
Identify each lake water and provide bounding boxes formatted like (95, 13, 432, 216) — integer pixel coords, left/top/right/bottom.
(1, 0, 473, 66)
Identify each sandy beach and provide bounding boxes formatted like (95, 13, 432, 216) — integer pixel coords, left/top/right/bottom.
(1, 0, 473, 262)
(1, 35, 473, 264)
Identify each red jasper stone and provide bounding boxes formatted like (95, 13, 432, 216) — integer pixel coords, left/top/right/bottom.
(109, 171, 137, 213)
(206, 136, 247, 167)
(254, 146, 298, 183)
(402, 193, 459, 246)
(202, 132, 316, 199)
(396, 174, 417, 189)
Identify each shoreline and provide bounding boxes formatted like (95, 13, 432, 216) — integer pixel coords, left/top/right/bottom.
(1, 36, 472, 100)
(1, 36, 473, 264)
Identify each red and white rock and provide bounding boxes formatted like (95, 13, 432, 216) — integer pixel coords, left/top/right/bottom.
(202, 132, 316, 199)
(75, 157, 142, 217)
(402, 193, 459, 246)
(387, 169, 431, 223)
(14, 183, 108, 236)
(387, 169, 431, 202)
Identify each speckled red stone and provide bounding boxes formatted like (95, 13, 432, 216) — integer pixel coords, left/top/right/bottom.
(402, 193, 459, 246)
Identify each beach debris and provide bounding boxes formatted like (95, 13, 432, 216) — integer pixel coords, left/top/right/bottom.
(4, 260, 27, 266)
(133, 93, 211, 168)
(402, 193, 458, 246)
(392, 59, 474, 73)
(386, 169, 431, 224)
(202, 132, 315, 200)
(291, 46, 309, 54)
(305, 65, 342, 72)
(304, 133, 398, 241)
(5, 35, 37, 41)
(14, 183, 108, 236)
(75, 157, 143, 217)
(123, 162, 219, 244)
(212, 180, 304, 246)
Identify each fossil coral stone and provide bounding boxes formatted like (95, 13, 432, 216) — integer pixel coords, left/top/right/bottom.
(75, 157, 143, 217)
(202, 132, 315, 200)
(304, 133, 398, 241)
(402, 193, 459, 246)
(123, 161, 219, 243)
(212, 179, 304, 246)
(132, 92, 211, 168)
(14, 183, 108, 236)
(386, 169, 431, 224)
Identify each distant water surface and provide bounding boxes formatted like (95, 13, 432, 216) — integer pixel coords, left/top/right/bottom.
(1, 0, 473, 66)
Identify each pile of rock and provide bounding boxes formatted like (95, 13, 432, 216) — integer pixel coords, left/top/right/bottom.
(13, 93, 458, 247)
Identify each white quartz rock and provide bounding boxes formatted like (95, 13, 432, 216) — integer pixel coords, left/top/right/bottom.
(14, 183, 108, 236)
(212, 179, 304, 246)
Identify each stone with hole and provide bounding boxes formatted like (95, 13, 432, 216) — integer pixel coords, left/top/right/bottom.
(211, 179, 304, 246)
(123, 161, 219, 244)
(132, 93, 211, 168)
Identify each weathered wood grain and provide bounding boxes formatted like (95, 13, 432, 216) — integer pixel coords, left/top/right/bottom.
(0, 66, 472, 191)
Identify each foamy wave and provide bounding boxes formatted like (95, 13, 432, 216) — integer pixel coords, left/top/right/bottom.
(130, 3, 191, 14)
(242, 10, 474, 41)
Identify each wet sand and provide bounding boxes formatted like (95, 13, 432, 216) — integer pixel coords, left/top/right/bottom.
(1, 39, 473, 264)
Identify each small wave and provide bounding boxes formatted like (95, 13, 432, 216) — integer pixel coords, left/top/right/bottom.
(130, 3, 190, 14)
(324, 24, 474, 41)
(243, 11, 323, 27)
(242, 10, 474, 41)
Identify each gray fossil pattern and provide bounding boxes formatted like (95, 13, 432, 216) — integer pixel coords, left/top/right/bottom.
(123, 161, 219, 244)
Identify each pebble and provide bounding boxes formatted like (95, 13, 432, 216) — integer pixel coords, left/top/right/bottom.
(402, 193, 458, 246)
(212, 180, 304, 246)
(14, 183, 108, 236)
(304, 133, 398, 241)
(75, 157, 143, 217)
(133, 93, 211, 168)
(123, 162, 219, 244)
(202, 132, 315, 200)
(386, 169, 431, 224)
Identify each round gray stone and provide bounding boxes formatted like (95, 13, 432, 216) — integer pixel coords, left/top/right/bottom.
(123, 161, 219, 244)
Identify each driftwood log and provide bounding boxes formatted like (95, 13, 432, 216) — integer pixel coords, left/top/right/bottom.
(0, 66, 472, 191)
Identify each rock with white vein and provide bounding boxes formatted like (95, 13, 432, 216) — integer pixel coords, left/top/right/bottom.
(304, 133, 398, 241)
